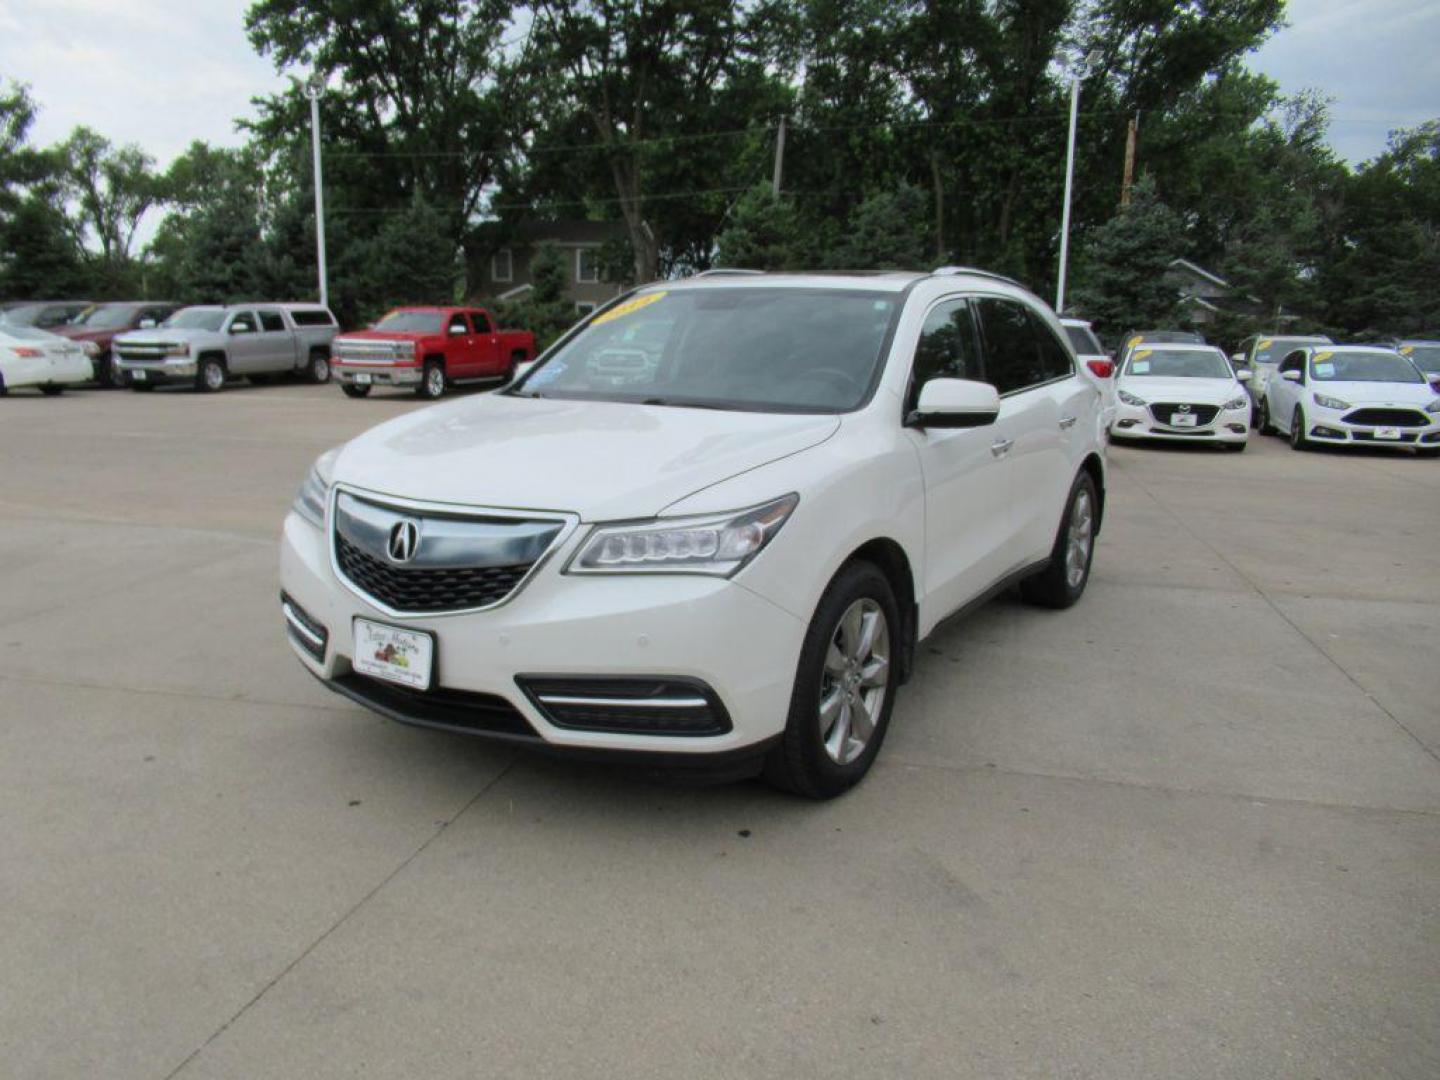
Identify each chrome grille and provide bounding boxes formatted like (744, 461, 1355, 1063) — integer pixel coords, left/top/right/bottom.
(331, 491, 566, 615)
(334, 339, 409, 363)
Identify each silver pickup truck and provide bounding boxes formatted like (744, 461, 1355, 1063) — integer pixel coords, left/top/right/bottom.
(113, 304, 339, 392)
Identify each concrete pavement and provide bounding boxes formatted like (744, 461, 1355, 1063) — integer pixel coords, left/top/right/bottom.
(1, 383, 1437, 1079)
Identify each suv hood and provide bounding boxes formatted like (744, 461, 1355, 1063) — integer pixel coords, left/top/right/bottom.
(53, 326, 116, 343)
(331, 395, 840, 521)
(1117, 376, 1242, 404)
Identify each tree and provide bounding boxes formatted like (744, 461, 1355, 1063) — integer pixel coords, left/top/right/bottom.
(341, 193, 458, 321)
(56, 127, 159, 282)
(831, 183, 931, 269)
(498, 244, 577, 350)
(1070, 175, 1184, 338)
(714, 183, 806, 269)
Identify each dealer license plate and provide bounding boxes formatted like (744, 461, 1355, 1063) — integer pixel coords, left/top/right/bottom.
(354, 372, 372, 385)
(353, 618, 434, 690)
(1169, 412, 1198, 427)
(132, 369, 147, 382)
(1374, 427, 1401, 440)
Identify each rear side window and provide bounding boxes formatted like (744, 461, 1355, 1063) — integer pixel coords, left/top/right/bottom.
(289, 309, 335, 327)
(258, 311, 286, 332)
(975, 297, 1067, 394)
(470, 311, 492, 334)
(910, 300, 981, 404)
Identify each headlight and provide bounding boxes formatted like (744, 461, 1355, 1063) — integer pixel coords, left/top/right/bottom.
(1223, 395, 1249, 411)
(291, 448, 341, 528)
(80, 341, 99, 357)
(1118, 390, 1146, 406)
(165, 342, 189, 357)
(566, 494, 799, 577)
(1426, 399, 1440, 415)
(1312, 393, 1350, 411)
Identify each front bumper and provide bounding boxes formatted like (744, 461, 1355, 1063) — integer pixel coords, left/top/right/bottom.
(1109, 400, 1249, 443)
(333, 360, 422, 387)
(1301, 410, 1440, 448)
(116, 357, 197, 384)
(279, 511, 806, 759)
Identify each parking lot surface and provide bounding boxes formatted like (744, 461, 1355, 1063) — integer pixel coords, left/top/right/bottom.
(2, 383, 1438, 1080)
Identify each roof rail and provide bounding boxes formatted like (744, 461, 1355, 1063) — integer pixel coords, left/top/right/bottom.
(694, 268, 765, 277)
(931, 265, 1023, 288)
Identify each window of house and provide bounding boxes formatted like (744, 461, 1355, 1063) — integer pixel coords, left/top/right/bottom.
(491, 248, 513, 283)
(576, 247, 600, 283)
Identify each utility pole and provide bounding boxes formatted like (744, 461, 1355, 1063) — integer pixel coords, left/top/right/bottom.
(1120, 113, 1139, 208)
(304, 76, 329, 309)
(772, 116, 787, 195)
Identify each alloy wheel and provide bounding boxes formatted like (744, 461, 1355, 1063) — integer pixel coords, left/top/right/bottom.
(1065, 489, 1094, 589)
(818, 598, 890, 765)
(426, 366, 445, 397)
(203, 361, 225, 391)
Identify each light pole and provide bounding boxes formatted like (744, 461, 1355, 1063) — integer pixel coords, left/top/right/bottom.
(1055, 50, 1099, 315)
(295, 74, 329, 309)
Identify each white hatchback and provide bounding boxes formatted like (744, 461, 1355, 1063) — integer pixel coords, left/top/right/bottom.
(1259, 345, 1440, 454)
(1109, 343, 1252, 450)
(280, 269, 1107, 796)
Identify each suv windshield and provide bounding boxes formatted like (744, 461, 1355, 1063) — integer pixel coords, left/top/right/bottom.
(78, 304, 139, 329)
(164, 309, 226, 331)
(375, 311, 444, 334)
(1124, 347, 1231, 378)
(515, 287, 900, 412)
(1399, 344, 1440, 374)
(1311, 350, 1424, 383)
(1065, 325, 1102, 355)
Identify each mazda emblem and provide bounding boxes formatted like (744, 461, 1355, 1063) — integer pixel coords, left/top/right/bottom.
(387, 519, 421, 563)
(1177, 403, 1191, 413)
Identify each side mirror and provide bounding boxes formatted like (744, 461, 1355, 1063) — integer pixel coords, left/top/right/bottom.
(229, 323, 252, 335)
(1235, 369, 1252, 382)
(906, 378, 1001, 429)
(138, 318, 156, 329)
(1230, 353, 1244, 366)
(1281, 369, 1302, 382)
(447, 323, 466, 336)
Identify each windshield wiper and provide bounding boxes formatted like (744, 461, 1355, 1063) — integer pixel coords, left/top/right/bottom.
(639, 397, 725, 410)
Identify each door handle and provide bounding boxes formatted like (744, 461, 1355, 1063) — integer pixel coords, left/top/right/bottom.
(1058, 415, 1077, 429)
(990, 438, 1014, 458)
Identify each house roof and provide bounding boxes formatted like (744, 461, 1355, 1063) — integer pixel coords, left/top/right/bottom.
(1167, 258, 1230, 289)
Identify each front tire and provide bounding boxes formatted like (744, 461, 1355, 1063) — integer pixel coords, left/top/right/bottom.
(764, 561, 901, 799)
(341, 383, 371, 398)
(40, 384, 63, 396)
(416, 360, 446, 400)
(1258, 398, 1276, 435)
(1020, 471, 1098, 609)
(196, 356, 227, 393)
(1290, 407, 1309, 451)
(1224, 441, 1247, 453)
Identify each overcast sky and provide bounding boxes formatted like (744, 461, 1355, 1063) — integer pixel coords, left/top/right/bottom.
(0, 0, 1436, 170)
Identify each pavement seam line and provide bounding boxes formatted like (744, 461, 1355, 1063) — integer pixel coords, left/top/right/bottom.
(1116, 456, 1440, 768)
(161, 753, 519, 1080)
(878, 755, 1440, 818)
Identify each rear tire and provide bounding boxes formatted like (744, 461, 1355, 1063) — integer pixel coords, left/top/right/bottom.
(764, 560, 901, 799)
(40, 384, 63, 396)
(196, 356, 227, 393)
(1020, 471, 1098, 610)
(131, 381, 155, 392)
(1290, 407, 1309, 451)
(341, 383, 371, 398)
(416, 360, 445, 400)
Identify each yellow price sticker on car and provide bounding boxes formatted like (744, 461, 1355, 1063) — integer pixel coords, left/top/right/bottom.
(1399, 345, 1414, 354)
(1134, 348, 1153, 360)
(1127, 335, 1142, 348)
(592, 292, 667, 326)
(1314, 350, 1333, 362)
(1258, 339, 1272, 348)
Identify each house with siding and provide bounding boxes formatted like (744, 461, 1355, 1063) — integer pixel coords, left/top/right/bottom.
(474, 220, 628, 314)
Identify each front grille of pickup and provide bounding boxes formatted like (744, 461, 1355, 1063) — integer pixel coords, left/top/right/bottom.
(330, 490, 566, 615)
(1342, 407, 1429, 428)
(1149, 403, 1219, 426)
(336, 533, 529, 613)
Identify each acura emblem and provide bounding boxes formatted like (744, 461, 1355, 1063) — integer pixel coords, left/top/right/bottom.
(387, 519, 421, 563)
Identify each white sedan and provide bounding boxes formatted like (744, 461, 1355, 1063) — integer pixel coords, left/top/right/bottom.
(0, 324, 91, 395)
(1109, 343, 1251, 450)
(1260, 345, 1440, 455)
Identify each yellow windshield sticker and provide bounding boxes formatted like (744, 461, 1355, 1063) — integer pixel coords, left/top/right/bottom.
(1134, 348, 1153, 360)
(1258, 339, 1272, 349)
(1127, 335, 1142, 348)
(1314, 350, 1333, 362)
(1399, 344, 1415, 354)
(591, 292, 667, 326)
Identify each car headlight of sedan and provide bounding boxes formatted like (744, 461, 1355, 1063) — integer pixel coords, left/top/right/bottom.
(1312, 393, 1350, 411)
(80, 341, 99, 357)
(292, 448, 341, 528)
(1118, 390, 1146, 406)
(1223, 395, 1249, 411)
(1425, 398, 1440, 415)
(567, 494, 799, 577)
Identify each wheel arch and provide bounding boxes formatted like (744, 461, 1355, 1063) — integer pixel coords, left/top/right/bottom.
(840, 537, 918, 685)
(1079, 452, 1106, 535)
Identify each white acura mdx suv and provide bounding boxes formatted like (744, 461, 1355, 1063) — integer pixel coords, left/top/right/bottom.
(280, 269, 1106, 797)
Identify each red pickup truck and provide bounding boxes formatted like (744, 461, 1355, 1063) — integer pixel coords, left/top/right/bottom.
(330, 306, 536, 399)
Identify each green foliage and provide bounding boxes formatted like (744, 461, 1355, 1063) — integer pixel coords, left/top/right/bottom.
(498, 244, 579, 351)
(337, 194, 459, 323)
(715, 183, 806, 269)
(1070, 176, 1184, 338)
(831, 184, 931, 269)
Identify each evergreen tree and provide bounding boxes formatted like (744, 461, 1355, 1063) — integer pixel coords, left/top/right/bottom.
(498, 244, 579, 351)
(715, 184, 806, 270)
(1070, 176, 1184, 340)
